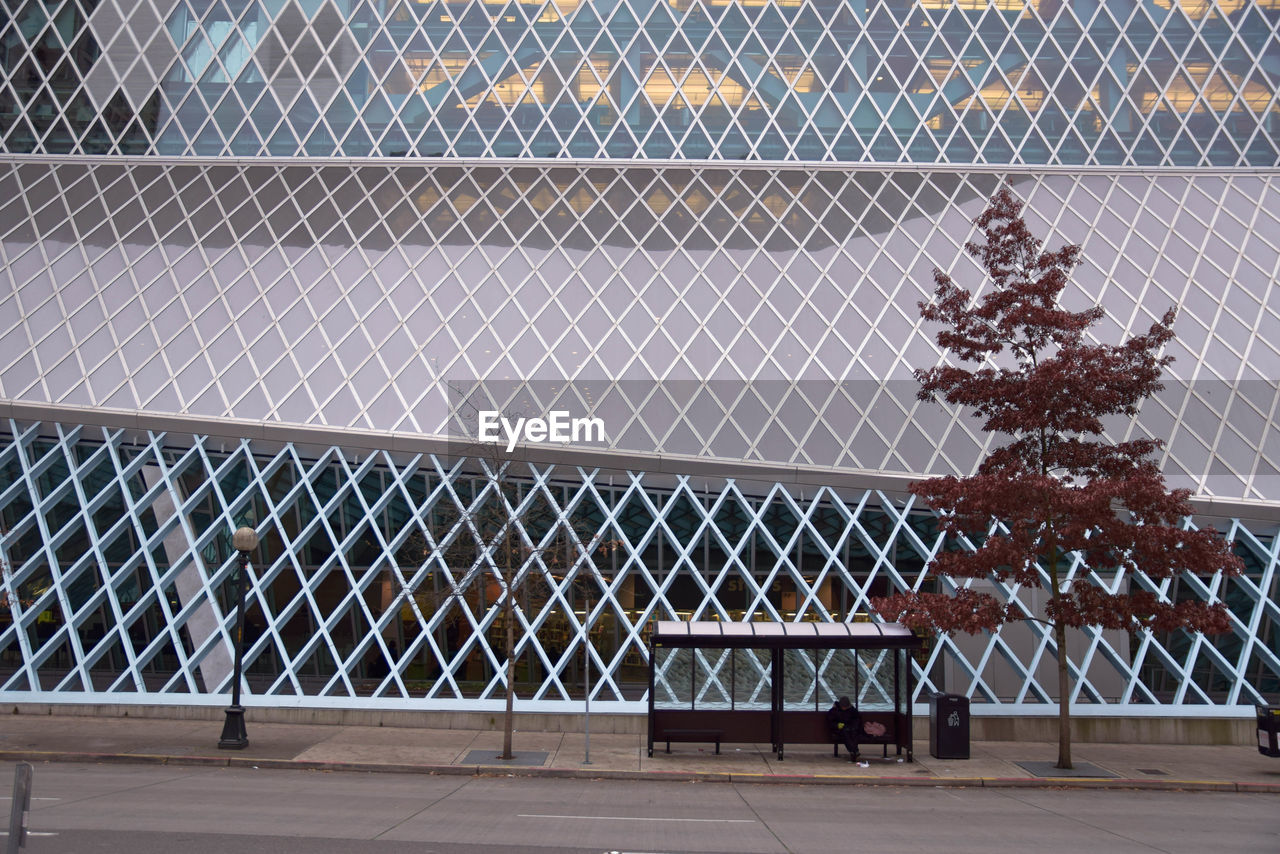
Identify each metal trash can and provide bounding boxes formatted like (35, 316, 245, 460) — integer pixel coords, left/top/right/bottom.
(1257, 705, 1280, 757)
(930, 692, 970, 759)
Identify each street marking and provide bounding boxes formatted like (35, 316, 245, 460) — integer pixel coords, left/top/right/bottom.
(0, 797, 58, 801)
(520, 814, 754, 824)
(0, 831, 58, 837)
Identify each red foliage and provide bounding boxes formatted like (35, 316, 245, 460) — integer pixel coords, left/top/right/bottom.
(871, 187, 1243, 637)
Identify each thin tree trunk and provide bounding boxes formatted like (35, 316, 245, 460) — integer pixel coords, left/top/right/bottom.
(1046, 563, 1073, 768)
(501, 588, 515, 760)
(1054, 615, 1072, 769)
(1041, 427, 1073, 770)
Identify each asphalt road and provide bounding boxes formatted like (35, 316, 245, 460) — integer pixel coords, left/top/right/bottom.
(4, 762, 1278, 854)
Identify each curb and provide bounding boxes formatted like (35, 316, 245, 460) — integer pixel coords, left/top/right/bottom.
(2, 750, 1277, 794)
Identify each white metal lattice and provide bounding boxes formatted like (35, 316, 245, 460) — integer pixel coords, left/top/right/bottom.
(1, 420, 1275, 715)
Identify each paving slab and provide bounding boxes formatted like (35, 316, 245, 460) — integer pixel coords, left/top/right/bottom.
(291, 725, 479, 766)
(976, 740, 1280, 785)
(548, 732, 642, 771)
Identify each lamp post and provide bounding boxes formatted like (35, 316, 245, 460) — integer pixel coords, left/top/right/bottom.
(218, 525, 258, 750)
(583, 589, 592, 765)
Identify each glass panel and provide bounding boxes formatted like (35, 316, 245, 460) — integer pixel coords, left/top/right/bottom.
(815, 648, 858, 709)
(858, 648, 898, 711)
(6, 0, 1277, 161)
(782, 647, 816, 710)
(652, 646, 692, 710)
(731, 648, 772, 710)
(692, 648, 733, 711)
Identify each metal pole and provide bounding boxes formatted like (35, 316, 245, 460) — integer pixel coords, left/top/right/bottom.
(583, 591, 592, 765)
(218, 550, 250, 749)
(7, 763, 31, 854)
(232, 552, 248, 710)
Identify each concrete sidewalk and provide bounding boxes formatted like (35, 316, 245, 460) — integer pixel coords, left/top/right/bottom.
(2, 710, 1279, 793)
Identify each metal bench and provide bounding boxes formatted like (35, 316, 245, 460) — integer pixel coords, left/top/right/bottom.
(660, 728, 725, 755)
(832, 717, 897, 759)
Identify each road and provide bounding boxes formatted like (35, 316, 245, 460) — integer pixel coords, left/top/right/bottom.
(3, 762, 1277, 854)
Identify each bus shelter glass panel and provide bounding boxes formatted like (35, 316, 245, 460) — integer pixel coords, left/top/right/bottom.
(816, 649, 859, 708)
(731, 648, 772, 710)
(693, 648, 733, 710)
(782, 648, 818, 710)
(858, 648, 899, 711)
(653, 646, 693, 710)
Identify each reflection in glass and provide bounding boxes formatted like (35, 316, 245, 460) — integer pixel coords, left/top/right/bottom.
(732, 649, 772, 710)
(858, 648, 899, 712)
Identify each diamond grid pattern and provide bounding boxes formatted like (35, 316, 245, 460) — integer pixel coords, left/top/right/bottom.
(1, 160, 1278, 502)
(1, 420, 1276, 712)
(2, 0, 1278, 163)
(1, 1, 1277, 722)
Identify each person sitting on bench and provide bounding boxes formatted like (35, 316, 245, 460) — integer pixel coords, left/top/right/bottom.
(827, 695, 863, 761)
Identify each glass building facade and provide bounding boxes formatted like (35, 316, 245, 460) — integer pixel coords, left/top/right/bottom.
(3, 0, 1279, 163)
(1, 1, 1278, 716)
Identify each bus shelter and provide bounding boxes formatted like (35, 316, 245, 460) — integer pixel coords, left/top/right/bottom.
(648, 621, 922, 761)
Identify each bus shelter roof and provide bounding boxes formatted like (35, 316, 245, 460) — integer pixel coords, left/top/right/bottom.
(651, 620, 922, 650)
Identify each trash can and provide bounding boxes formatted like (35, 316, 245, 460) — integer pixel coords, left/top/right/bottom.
(930, 692, 970, 759)
(1257, 705, 1280, 757)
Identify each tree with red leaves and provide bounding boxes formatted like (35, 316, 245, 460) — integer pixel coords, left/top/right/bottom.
(873, 187, 1243, 769)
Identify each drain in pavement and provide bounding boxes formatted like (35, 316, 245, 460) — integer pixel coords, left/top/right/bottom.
(1014, 760, 1118, 778)
(1137, 768, 1169, 776)
(460, 749, 550, 767)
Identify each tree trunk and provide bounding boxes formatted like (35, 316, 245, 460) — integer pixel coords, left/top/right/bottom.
(501, 588, 515, 760)
(1054, 617, 1072, 769)
(1045, 511, 1073, 770)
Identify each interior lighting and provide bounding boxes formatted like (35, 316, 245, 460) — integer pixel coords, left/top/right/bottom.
(669, 0, 802, 7)
(919, 0, 1028, 9)
(1140, 67, 1273, 114)
(1151, 0, 1275, 16)
(539, 0, 581, 22)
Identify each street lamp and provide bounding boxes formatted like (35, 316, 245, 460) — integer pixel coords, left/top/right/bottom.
(582, 567, 611, 766)
(583, 587, 593, 765)
(218, 525, 258, 750)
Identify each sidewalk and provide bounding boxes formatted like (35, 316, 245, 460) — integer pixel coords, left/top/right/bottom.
(2, 711, 1278, 793)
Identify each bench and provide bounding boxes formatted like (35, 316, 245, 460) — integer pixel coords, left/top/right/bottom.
(660, 728, 725, 755)
(776, 710, 911, 762)
(831, 718, 897, 759)
(647, 709, 770, 758)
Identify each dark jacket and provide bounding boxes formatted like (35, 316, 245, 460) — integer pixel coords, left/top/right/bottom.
(826, 701, 862, 737)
